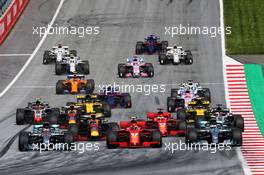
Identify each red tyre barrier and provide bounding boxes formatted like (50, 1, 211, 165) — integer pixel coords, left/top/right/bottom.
(0, 0, 29, 44)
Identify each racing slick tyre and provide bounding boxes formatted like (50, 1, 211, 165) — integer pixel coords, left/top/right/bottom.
(121, 93, 132, 108)
(186, 129, 197, 144)
(83, 61, 90, 74)
(177, 120, 186, 130)
(177, 109, 186, 121)
(66, 102, 75, 106)
(151, 130, 162, 148)
(16, 109, 25, 125)
(203, 88, 211, 102)
(118, 64, 126, 78)
(103, 103, 111, 118)
(51, 108, 60, 116)
(43, 50, 50, 64)
(145, 121, 159, 130)
(106, 131, 118, 149)
(184, 50, 193, 65)
(69, 124, 78, 137)
(56, 80, 65, 94)
(85, 79, 95, 93)
(159, 54, 167, 65)
(19, 132, 30, 151)
(70, 50, 77, 56)
(107, 122, 120, 132)
(55, 63, 65, 75)
(47, 108, 60, 124)
(49, 115, 58, 125)
(135, 41, 144, 54)
(161, 41, 168, 51)
(146, 63, 154, 77)
(167, 97, 176, 112)
(232, 128, 242, 146)
(234, 115, 244, 132)
(171, 88, 178, 98)
(194, 115, 203, 128)
(78, 61, 90, 75)
(64, 132, 74, 150)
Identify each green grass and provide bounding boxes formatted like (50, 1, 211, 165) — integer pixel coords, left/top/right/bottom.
(244, 64, 264, 136)
(224, 0, 264, 54)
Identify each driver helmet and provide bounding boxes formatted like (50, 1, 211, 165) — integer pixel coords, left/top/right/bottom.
(35, 98, 41, 105)
(130, 122, 138, 130)
(91, 114, 96, 120)
(58, 44, 62, 48)
(70, 54, 75, 58)
(132, 56, 138, 62)
(43, 122, 50, 131)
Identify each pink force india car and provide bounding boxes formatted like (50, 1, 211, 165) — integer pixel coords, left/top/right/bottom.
(117, 56, 154, 78)
(167, 80, 211, 112)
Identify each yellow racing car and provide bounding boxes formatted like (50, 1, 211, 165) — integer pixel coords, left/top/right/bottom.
(176, 98, 210, 128)
(66, 95, 111, 118)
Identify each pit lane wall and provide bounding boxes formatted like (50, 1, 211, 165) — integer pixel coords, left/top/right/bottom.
(0, 0, 29, 44)
(244, 64, 264, 136)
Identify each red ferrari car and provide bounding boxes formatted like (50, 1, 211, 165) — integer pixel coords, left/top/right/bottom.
(146, 109, 186, 136)
(106, 118, 162, 148)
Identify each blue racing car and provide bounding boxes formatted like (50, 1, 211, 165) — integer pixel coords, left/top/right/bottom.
(135, 35, 168, 54)
(96, 85, 132, 108)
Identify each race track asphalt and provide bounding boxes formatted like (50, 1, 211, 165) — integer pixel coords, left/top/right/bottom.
(0, 0, 244, 174)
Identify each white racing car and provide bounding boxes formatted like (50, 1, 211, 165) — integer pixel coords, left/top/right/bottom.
(158, 45, 193, 65)
(55, 54, 89, 75)
(43, 44, 77, 64)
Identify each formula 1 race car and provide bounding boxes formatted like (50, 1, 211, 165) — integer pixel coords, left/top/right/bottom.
(146, 109, 186, 137)
(96, 85, 132, 108)
(55, 54, 89, 75)
(67, 115, 119, 141)
(43, 44, 77, 64)
(66, 95, 111, 117)
(167, 80, 211, 112)
(185, 117, 242, 146)
(176, 98, 210, 128)
(106, 117, 162, 148)
(58, 105, 113, 140)
(118, 56, 154, 78)
(16, 98, 60, 125)
(159, 45, 193, 65)
(135, 35, 168, 54)
(18, 123, 73, 151)
(58, 105, 84, 129)
(210, 105, 244, 131)
(56, 75, 95, 94)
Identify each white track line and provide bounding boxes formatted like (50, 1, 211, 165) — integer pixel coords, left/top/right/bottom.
(0, 54, 32, 56)
(0, 0, 65, 98)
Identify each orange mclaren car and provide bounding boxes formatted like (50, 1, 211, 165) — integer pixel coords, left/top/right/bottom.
(56, 74, 95, 94)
